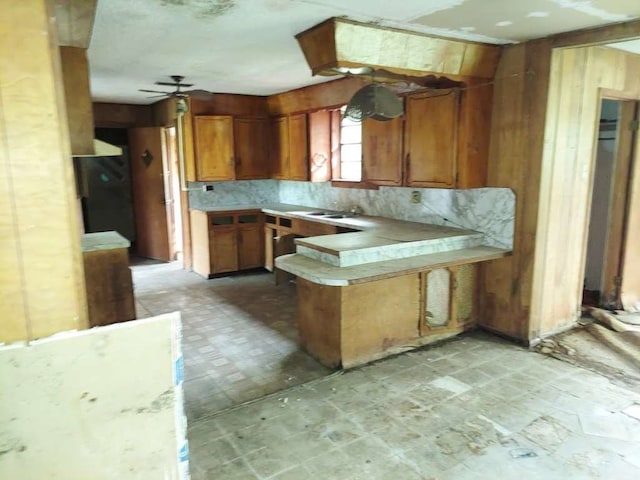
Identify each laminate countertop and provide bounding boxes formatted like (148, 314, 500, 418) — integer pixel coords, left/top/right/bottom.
(81, 231, 130, 253)
(191, 204, 511, 283)
(190, 203, 476, 239)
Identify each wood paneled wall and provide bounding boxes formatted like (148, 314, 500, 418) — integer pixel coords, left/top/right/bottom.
(60, 46, 94, 155)
(480, 38, 640, 342)
(479, 39, 552, 341)
(530, 46, 640, 338)
(190, 94, 269, 117)
(0, 0, 88, 342)
(267, 77, 367, 115)
(93, 102, 154, 128)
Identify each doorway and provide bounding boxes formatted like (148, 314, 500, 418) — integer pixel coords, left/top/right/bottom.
(128, 126, 183, 263)
(583, 98, 639, 309)
(84, 126, 183, 265)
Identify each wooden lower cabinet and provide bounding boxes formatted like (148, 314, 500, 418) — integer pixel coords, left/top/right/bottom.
(238, 224, 263, 269)
(209, 227, 239, 274)
(264, 213, 344, 280)
(191, 210, 264, 278)
(296, 264, 478, 369)
(297, 275, 421, 369)
(83, 247, 135, 327)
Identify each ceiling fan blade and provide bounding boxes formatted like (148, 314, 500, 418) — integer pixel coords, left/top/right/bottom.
(183, 89, 214, 99)
(139, 88, 170, 94)
(147, 94, 170, 98)
(156, 81, 194, 88)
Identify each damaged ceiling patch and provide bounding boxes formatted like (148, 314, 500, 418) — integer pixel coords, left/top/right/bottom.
(410, 0, 640, 42)
(551, 0, 635, 21)
(291, 0, 468, 23)
(159, 0, 236, 18)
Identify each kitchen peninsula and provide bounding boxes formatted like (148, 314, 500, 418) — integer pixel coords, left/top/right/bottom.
(191, 204, 510, 368)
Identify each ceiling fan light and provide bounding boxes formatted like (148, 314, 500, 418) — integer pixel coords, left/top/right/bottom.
(344, 83, 403, 122)
(176, 98, 189, 116)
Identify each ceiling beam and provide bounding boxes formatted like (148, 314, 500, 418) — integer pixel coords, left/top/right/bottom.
(551, 18, 640, 48)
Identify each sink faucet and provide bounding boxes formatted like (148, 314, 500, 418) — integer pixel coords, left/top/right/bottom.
(349, 205, 364, 215)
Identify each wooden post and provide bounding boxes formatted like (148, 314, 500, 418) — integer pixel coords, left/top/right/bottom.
(0, 0, 89, 342)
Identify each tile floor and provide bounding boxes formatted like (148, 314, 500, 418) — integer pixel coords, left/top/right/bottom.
(131, 261, 332, 421)
(187, 332, 640, 480)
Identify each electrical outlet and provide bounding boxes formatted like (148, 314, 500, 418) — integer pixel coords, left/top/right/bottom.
(202, 185, 214, 192)
(411, 191, 421, 204)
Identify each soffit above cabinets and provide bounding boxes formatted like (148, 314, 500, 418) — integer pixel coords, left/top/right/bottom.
(295, 18, 501, 83)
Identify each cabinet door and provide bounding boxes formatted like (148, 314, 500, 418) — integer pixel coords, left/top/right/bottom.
(289, 113, 309, 181)
(264, 226, 275, 272)
(405, 90, 459, 188)
(210, 227, 238, 274)
(362, 116, 403, 185)
(308, 110, 331, 182)
(235, 117, 269, 179)
(270, 116, 289, 179)
(238, 224, 264, 270)
(457, 84, 492, 188)
(194, 116, 235, 181)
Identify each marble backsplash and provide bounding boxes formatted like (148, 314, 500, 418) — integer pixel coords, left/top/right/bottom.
(188, 179, 515, 249)
(188, 180, 279, 210)
(278, 181, 515, 249)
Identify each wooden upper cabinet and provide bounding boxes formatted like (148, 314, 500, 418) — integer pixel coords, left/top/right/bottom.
(194, 115, 235, 181)
(405, 90, 459, 188)
(271, 116, 290, 179)
(456, 84, 492, 188)
(289, 113, 309, 181)
(362, 116, 404, 186)
(308, 110, 332, 182)
(234, 117, 269, 179)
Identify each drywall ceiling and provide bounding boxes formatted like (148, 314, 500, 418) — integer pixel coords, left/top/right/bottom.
(607, 38, 640, 54)
(88, 0, 640, 104)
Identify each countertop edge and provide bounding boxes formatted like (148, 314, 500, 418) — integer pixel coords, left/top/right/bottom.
(81, 231, 130, 253)
(275, 246, 511, 286)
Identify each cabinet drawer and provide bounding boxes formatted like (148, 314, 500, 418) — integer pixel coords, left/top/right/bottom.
(209, 215, 234, 227)
(238, 214, 261, 224)
(292, 219, 337, 237)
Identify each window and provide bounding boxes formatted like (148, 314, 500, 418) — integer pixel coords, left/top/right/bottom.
(336, 106, 362, 181)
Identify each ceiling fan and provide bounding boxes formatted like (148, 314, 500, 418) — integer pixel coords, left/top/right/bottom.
(139, 75, 214, 100)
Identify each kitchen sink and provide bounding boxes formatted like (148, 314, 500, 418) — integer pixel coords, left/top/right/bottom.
(306, 211, 331, 216)
(325, 214, 354, 219)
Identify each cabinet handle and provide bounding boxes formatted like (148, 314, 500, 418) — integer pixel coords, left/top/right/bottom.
(237, 156, 242, 166)
(406, 153, 411, 181)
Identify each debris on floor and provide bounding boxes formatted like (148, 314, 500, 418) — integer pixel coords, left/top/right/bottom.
(588, 306, 640, 331)
(535, 307, 640, 391)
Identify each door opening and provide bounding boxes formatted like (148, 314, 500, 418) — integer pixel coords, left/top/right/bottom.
(583, 98, 639, 309)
